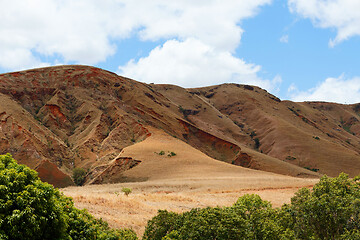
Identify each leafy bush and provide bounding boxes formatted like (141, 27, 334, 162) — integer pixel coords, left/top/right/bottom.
(143, 207, 252, 240)
(72, 167, 87, 186)
(288, 173, 360, 240)
(122, 187, 132, 196)
(303, 166, 320, 172)
(0, 154, 138, 240)
(167, 152, 176, 157)
(143, 194, 292, 240)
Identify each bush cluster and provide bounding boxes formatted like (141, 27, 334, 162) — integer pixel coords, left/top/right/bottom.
(0, 154, 137, 240)
(144, 173, 360, 240)
(72, 167, 87, 186)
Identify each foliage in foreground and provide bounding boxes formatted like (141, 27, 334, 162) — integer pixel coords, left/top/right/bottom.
(144, 173, 360, 240)
(0, 154, 137, 240)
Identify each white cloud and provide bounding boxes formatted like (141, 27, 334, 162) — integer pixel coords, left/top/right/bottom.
(119, 38, 281, 91)
(0, 0, 284, 93)
(290, 75, 360, 104)
(131, 0, 271, 52)
(288, 0, 360, 47)
(280, 34, 289, 43)
(0, 0, 271, 71)
(287, 83, 297, 93)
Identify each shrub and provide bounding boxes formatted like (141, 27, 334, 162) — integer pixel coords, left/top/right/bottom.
(72, 167, 87, 186)
(0, 154, 138, 240)
(143, 210, 181, 240)
(303, 166, 320, 172)
(167, 152, 176, 157)
(143, 194, 291, 240)
(254, 138, 260, 149)
(286, 156, 297, 161)
(250, 131, 256, 138)
(122, 187, 132, 196)
(143, 207, 251, 240)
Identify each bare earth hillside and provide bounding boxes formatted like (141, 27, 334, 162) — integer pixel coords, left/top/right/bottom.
(0, 65, 359, 188)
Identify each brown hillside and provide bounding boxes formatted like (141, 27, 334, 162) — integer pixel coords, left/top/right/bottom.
(0, 65, 358, 186)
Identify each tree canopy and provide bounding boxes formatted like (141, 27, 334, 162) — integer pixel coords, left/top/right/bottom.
(0, 154, 137, 240)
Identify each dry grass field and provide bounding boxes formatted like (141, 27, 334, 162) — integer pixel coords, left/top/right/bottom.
(62, 128, 318, 237)
(62, 177, 317, 237)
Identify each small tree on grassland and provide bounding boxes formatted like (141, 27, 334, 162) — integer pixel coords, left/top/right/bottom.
(122, 187, 132, 196)
(72, 167, 87, 186)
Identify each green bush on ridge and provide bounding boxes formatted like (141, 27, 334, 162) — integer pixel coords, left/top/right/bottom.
(0, 154, 137, 240)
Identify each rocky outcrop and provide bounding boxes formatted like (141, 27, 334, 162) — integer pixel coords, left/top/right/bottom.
(89, 157, 141, 184)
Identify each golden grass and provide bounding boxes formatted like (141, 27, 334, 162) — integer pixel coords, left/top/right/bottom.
(62, 176, 317, 237)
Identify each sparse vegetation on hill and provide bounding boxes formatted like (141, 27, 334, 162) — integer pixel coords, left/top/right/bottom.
(0, 65, 360, 185)
(0, 154, 137, 240)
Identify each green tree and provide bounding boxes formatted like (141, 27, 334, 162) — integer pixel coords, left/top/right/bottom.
(288, 173, 360, 240)
(72, 167, 87, 186)
(121, 187, 132, 196)
(143, 194, 290, 240)
(143, 210, 181, 240)
(0, 154, 67, 240)
(233, 194, 293, 239)
(0, 154, 137, 240)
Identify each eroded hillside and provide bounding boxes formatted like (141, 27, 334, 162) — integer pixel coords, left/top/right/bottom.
(0, 65, 358, 186)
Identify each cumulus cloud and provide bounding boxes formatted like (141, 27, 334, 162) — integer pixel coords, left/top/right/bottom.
(0, 0, 283, 92)
(115, 1, 280, 91)
(288, 0, 360, 47)
(290, 75, 360, 104)
(0, 0, 271, 70)
(119, 38, 281, 91)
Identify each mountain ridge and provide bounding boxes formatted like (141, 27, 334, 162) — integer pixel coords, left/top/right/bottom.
(0, 65, 359, 187)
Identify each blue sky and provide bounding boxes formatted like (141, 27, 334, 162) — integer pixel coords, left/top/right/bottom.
(1, 0, 360, 103)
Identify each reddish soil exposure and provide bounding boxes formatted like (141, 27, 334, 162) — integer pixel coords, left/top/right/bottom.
(0, 65, 359, 188)
(35, 160, 74, 187)
(45, 104, 68, 123)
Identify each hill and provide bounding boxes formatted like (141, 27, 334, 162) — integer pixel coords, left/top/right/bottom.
(0, 65, 359, 187)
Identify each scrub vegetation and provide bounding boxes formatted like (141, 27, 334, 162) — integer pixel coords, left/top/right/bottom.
(143, 173, 360, 240)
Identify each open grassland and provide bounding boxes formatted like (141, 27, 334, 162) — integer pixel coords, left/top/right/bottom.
(62, 177, 317, 237)
(62, 128, 318, 237)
